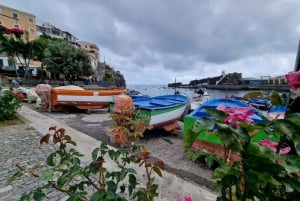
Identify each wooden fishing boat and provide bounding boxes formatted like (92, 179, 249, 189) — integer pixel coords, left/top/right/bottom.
(50, 85, 125, 111)
(184, 98, 279, 146)
(110, 94, 189, 130)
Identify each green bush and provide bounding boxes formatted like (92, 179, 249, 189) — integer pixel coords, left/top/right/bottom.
(7, 126, 164, 201)
(0, 90, 24, 121)
(185, 109, 300, 201)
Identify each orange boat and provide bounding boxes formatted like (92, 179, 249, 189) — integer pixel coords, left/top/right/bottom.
(50, 85, 125, 111)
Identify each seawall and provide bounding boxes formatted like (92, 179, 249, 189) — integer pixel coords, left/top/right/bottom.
(174, 84, 290, 91)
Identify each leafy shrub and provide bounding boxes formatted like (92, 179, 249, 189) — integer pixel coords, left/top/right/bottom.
(110, 111, 152, 147)
(185, 109, 300, 201)
(0, 90, 24, 121)
(7, 126, 164, 201)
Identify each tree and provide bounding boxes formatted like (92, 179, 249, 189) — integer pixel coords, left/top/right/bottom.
(14, 32, 44, 79)
(0, 33, 20, 77)
(0, 31, 45, 79)
(43, 40, 93, 81)
(32, 34, 51, 80)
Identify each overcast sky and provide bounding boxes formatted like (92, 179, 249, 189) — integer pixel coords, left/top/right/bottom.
(1, 0, 299, 85)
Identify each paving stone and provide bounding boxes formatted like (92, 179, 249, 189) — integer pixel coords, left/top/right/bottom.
(0, 185, 12, 194)
(47, 190, 64, 199)
(0, 125, 67, 201)
(60, 196, 70, 201)
(1, 193, 14, 201)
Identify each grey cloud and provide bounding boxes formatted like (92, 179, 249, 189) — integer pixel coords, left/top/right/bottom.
(1, 0, 299, 84)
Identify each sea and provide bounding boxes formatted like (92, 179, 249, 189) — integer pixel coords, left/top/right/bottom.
(127, 84, 256, 100)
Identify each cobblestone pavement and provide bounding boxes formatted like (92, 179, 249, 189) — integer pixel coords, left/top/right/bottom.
(0, 124, 68, 201)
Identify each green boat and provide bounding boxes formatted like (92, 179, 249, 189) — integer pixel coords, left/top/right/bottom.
(184, 98, 280, 145)
(110, 94, 189, 128)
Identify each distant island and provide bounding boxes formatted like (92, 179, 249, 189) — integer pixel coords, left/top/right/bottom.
(168, 72, 289, 91)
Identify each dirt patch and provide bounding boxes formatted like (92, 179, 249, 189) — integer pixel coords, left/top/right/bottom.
(0, 116, 25, 127)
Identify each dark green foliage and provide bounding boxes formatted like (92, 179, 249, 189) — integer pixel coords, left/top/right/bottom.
(102, 64, 126, 87)
(0, 32, 45, 79)
(185, 108, 300, 201)
(0, 90, 23, 121)
(43, 40, 93, 80)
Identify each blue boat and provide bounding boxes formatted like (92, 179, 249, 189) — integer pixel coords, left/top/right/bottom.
(111, 94, 190, 129)
(247, 98, 271, 110)
(267, 105, 287, 119)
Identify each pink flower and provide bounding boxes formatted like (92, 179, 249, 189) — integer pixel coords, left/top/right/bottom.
(177, 196, 193, 201)
(285, 71, 300, 91)
(217, 105, 254, 127)
(18, 93, 25, 99)
(184, 197, 193, 201)
(260, 139, 291, 155)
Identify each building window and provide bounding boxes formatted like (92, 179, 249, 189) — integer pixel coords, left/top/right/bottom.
(0, 20, 2, 25)
(29, 17, 34, 24)
(13, 24, 20, 28)
(8, 59, 13, 67)
(12, 12, 19, 20)
(29, 28, 35, 33)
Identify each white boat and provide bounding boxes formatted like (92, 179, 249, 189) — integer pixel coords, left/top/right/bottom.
(50, 85, 125, 111)
(190, 88, 209, 111)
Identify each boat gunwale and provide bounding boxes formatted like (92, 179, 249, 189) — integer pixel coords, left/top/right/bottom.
(133, 95, 189, 110)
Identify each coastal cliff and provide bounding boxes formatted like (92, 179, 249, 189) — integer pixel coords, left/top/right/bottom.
(100, 63, 126, 88)
(169, 72, 243, 87)
(189, 72, 243, 86)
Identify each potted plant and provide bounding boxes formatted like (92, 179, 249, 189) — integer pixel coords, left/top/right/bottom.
(109, 94, 151, 147)
(110, 111, 151, 147)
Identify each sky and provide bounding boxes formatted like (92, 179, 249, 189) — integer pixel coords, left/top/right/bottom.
(1, 0, 300, 85)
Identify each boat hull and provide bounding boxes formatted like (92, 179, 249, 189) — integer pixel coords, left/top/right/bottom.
(136, 103, 188, 127)
(267, 105, 287, 119)
(190, 95, 210, 111)
(111, 94, 189, 128)
(51, 88, 125, 110)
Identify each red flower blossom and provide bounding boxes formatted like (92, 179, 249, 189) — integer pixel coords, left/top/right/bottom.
(285, 71, 300, 91)
(18, 93, 25, 99)
(260, 139, 291, 155)
(9, 28, 24, 34)
(217, 105, 254, 127)
(177, 196, 193, 201)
